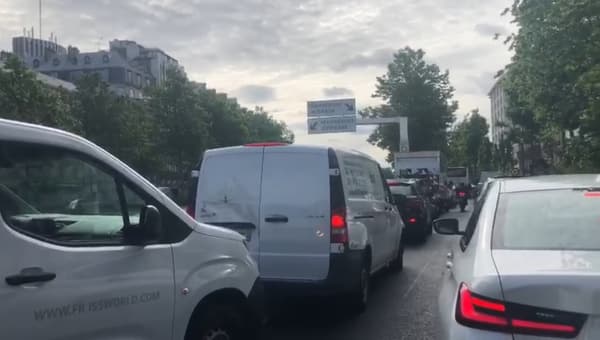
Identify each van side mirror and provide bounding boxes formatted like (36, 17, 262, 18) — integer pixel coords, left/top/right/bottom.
(433, 218, 462, 235)
(125, 205, 162, 244)
(140, 205, 162, 240)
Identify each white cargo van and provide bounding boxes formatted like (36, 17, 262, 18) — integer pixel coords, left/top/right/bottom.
(189, 143, 404, 310)
(0, 119, 263, 340)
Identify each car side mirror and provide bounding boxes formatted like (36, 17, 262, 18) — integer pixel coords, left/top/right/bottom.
(139, 205, 162, 241)
(433, 218, 462, 235)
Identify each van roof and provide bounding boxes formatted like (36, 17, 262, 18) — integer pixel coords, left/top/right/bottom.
(0, 118, 103, 157)
(205, 144, 380, 164)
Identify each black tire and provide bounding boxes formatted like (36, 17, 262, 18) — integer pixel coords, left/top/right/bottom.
(187, 304, 254, 340)
(349, 258, 370, 313)
(390, 239, 404, 272)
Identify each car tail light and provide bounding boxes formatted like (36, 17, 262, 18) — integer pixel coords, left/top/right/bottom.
(244, 142, 287, 147)
(456, 283, 584, 338)
(458, 191, 466, 197)
(408, 217, 417, 224)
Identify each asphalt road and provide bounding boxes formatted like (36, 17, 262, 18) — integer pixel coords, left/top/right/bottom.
(262, 207, 472, 340)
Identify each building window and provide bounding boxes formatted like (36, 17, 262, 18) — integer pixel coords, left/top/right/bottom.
(102, 54, 110, 63)
(84, 56, 91, 64)
(136, 73, 142, 87)
(127, 70, 133, 84)
(71, 57, 78, 65)
(52, 58, 60, 66)
(32, 59, 40, 68)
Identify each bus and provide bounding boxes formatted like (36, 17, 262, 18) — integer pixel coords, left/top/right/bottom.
(446, 166, 469, 187)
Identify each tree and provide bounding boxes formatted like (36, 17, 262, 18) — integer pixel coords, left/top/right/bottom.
(504, 0, 600, 171)
(447, 110, 493, 176)
(361, 47, 458, 162)
(145, 67, 211, 186)
(242, 107, 294, 144)
(0, 55, 76, 129)
(73, 74, 127, 153)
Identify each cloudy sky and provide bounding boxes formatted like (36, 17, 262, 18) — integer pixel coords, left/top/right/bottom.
(1, 0, 513, 164)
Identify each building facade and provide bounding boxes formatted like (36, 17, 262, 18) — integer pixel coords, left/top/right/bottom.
(489, 74, 510, 146)
(12, 37, 179, 98)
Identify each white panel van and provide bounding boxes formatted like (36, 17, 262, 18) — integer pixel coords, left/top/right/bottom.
(189, 143, 405, 311)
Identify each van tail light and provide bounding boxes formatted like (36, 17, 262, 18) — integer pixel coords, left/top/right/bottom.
(456, 283, 584, 338)
(458, 191, 466, 197)
(328, 148, 348, 247)
(330, 208, 348, 244)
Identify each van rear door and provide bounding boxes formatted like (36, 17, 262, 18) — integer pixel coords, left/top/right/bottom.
(259, 148, 330, 281)
(196, 147, 262, 262)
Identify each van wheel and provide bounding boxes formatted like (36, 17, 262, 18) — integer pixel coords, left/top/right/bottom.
(188, 304, 248, 340)
(349, 259, 370, 313)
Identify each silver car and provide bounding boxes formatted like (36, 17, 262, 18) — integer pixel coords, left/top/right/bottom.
(435, 175, 600, 339)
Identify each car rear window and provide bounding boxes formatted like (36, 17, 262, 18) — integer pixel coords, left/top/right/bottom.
(390, 184, 413, 196)
(493, 189, 600, 250)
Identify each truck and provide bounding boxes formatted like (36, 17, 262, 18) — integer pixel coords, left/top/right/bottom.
(394, 151, 443, 178)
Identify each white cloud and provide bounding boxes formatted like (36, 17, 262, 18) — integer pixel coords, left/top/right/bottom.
(0, 0, 514, 165)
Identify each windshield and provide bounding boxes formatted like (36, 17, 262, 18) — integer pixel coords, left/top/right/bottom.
(493, 189, 600, 250)
(447, 168, 467, 178)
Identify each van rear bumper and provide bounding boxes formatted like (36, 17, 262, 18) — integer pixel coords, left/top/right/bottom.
(262, 250, 363, 296)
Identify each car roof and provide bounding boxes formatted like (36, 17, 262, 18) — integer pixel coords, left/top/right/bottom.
(500, 174, 600, 193)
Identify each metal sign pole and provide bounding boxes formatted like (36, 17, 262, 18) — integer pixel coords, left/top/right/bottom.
(356, 117, 409, 153)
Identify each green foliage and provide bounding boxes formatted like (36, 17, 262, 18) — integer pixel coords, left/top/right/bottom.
(0, 56, 292, 188)
(0, 56, 77, 129)
(361, 47, 457, 162)
(504, 0, 600, 171)
(447, 110, 494, 176)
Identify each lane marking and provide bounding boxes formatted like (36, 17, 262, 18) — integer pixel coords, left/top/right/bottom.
(400, 256, 435, 301)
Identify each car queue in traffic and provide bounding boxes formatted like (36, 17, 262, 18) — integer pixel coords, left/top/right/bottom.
(2, 119, 598, 340)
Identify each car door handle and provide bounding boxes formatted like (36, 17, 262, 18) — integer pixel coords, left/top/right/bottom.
(5, 267, 56, 286)
(265, 215, 288, 223)
(354, 215, 375, 220)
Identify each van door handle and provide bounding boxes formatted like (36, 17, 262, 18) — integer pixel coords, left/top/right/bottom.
(265, 215, 288, 223)
(5, 267, 56, 286)
(354, 215, 375, 220)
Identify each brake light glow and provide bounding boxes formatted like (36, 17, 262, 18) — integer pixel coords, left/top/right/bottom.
(408, 217, 417, 224)
(457, 284, 508, 327)
(331, 214, 346, 229)
(244, 142, 287, 147)
(330, 208, 348, 244)
(456, 283, 582, 337)
(458, 192, 466, 197)
(512, 319, 576, 333)
(584, 192, 600, 198)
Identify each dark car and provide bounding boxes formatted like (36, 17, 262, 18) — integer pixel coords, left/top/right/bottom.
(387, 179, 432, 241)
